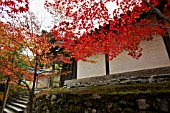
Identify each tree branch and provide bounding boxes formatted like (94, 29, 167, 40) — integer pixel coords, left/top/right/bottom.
(142, 0, 170, 24)
(20, 80, 31, 94)
(133, 23, 170, 29)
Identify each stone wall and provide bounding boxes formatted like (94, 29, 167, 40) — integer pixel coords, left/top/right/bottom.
(65, 74, 170, 89)
(34, 90, 170, 113)
(38, 68, 169, 113)
(65, 66, 170, 88)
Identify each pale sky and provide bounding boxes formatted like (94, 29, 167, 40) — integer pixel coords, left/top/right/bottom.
(29, 0, 54, 31)
(29, 0, 118, 31)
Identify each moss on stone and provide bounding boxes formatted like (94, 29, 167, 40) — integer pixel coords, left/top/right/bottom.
(46, 82, 170, 97)
(122, 108, 135, 113)
(35, 82, 170, 113)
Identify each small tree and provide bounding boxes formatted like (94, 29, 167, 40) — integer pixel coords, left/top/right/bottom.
(0, 2, 70, 113)
(0, 21, 50, 113)
(0, 1, 29, 112)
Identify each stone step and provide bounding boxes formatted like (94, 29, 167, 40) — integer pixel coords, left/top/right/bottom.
(22, 95, 29, 98)
(10, 102, 27, 109)
(4, 107, 15, 113)
(19, 97, 29, 101)
(14, 99, 28, 105)
(6, 104, 24, 113)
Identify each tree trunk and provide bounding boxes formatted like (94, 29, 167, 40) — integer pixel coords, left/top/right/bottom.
(1, 76, 10, 113)
(29, 61, 38, 113)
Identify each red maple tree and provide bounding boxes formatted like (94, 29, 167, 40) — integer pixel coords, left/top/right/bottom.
(1, 0, 170, 112)
(45, 0, 170, 61)
(0, 1, 70, 112)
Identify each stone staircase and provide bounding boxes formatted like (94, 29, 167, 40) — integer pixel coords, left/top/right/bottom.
(3, 94, 29, 113)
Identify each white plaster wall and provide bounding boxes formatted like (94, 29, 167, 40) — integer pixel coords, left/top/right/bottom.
(36, 78, 50, 88)
(109, 35, 170, 74)
(26, 77, 50, 89)
(109, 14, 170, 74)
(77, 54, 106, 79)
(77, 14, 170, 79)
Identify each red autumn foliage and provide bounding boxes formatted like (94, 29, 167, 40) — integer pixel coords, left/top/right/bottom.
(45, 0, 170, 61)
(0, 0, 29, 13)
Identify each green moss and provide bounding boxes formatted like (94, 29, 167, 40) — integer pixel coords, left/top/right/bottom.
(122, 108, 135, 113)
(35, 82, 170, 113)
(46, 87, 71, 94)
(46, 82, 170, 96)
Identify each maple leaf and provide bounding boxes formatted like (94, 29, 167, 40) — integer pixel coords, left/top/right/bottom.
(18, 7, 27, 13)
(11, 8, 18, 13)
(17, 0, 23, 3)
(2, 1, 9, 6)
(8, 1, 15, 6)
